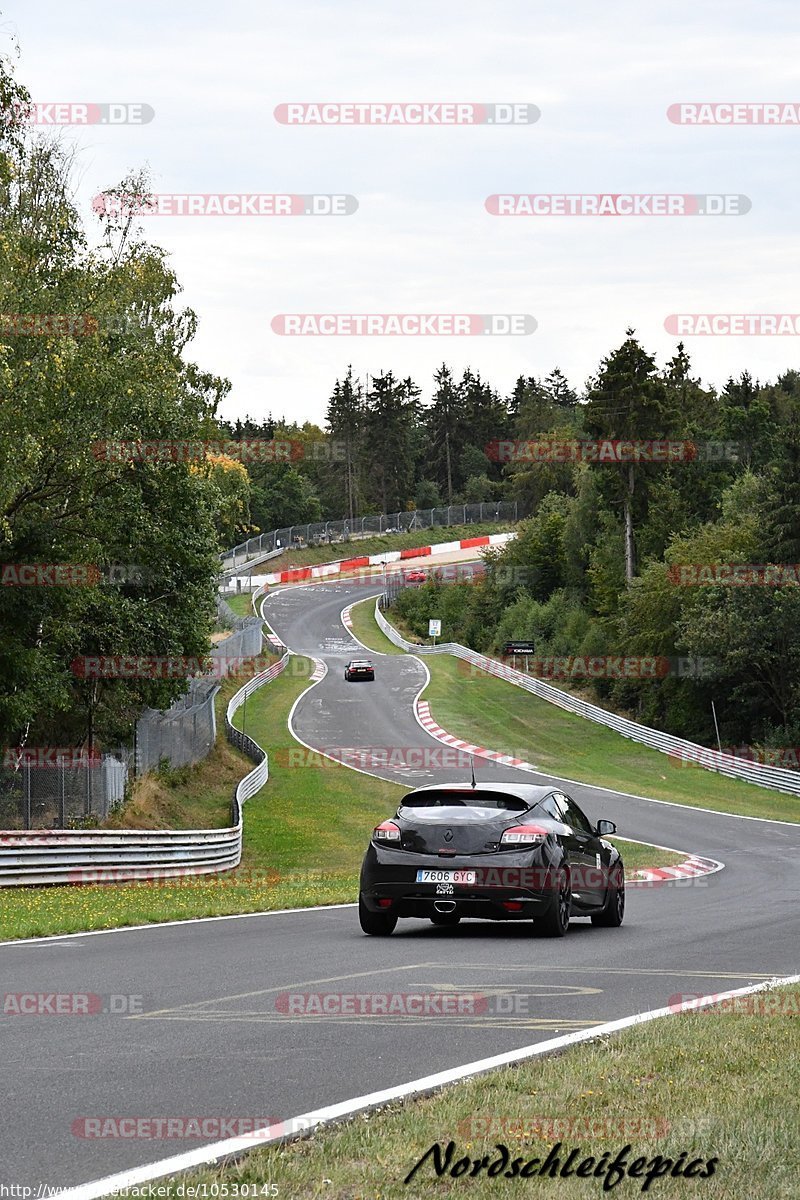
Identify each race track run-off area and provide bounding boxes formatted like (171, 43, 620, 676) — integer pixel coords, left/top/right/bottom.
(1, 579, 798, 1194)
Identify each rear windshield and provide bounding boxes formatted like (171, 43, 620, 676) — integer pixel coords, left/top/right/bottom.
(400, 788, 529, 812)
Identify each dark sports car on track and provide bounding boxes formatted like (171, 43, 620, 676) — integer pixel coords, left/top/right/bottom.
(359, 781, 624, 937)
(344, 659, 375, 681)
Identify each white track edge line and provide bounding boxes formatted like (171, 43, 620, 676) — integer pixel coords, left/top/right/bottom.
(56, 971, 800, 1200)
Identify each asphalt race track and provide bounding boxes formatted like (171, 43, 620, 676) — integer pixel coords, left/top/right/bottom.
(1, 579, 799, 1191)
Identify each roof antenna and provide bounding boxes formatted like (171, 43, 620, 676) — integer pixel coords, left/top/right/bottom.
(470, 756, 477, 788)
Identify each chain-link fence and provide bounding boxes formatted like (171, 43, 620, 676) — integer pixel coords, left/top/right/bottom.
(135, 679, 220, 775)
(221, 500, 519, 568)
(0, 749, 133, 830)
(216, 596, 261, 632)
(135, 619, 264, 774)
(1, 614, 266, 830)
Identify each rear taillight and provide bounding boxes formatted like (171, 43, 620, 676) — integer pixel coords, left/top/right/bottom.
(373, 820, 401, 843)
(500, 824, 548, 846)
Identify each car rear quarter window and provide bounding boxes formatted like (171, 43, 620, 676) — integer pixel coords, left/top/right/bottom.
(553, 792, 593, 834)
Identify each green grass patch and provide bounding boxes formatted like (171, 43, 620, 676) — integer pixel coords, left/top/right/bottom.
(223, 591, 258, 618)
(347, 596, 404, 655)
(147, 984, 800, 1200)
(231, 522, 515, 574)
(419, 655, 799, 823)
(608, 838, 684, 873)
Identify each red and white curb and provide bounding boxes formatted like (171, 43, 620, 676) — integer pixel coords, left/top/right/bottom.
(341, 604, 354, 630)
(228, 530, 515, 592)
(308, 657, 327, 683)
(416, 699, 540, 772)
(415, 701, 723, 884)
(627, 854, 723, 886)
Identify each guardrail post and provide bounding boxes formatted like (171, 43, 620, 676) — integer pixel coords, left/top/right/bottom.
(59, 755, 66, 828)
(23, 761, 31, 830)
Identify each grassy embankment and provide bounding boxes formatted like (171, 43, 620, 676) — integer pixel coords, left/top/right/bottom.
(349, 597, 799, 824)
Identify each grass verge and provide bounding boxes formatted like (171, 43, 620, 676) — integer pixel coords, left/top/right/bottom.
(223, 592, 258, 618)
(421, 655, 798, 822)
(347, 597, 799, 824)
(347, 596, 404, 655)
(143, 983, 800, 1200)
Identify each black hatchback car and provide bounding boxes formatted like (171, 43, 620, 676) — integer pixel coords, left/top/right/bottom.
(359, 781, 623, 937)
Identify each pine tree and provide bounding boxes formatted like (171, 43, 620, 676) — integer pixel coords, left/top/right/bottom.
(325, 366, 363, 520)
(584, 330, 676, 582)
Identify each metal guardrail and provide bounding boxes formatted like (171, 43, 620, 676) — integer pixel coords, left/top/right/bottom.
(0, 648, 290, 886)
(374, 602, 800, 798)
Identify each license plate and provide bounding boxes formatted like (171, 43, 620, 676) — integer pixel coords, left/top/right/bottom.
(416, 869, 476, 884)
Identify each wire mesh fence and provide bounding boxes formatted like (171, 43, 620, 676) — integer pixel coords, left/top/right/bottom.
(134, 619, 264, 774)
(1, 620, 266, 829)
(221, 500, 519, 568)
(0, 749, 133, 830)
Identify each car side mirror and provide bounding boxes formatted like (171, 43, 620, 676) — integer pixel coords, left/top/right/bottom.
(596, 819, 616, 836)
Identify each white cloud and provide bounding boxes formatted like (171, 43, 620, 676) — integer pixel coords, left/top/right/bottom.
(5, 0, 800, 422)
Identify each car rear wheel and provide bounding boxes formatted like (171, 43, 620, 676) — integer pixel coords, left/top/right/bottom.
(591, 872, 625, 927)
(430, 912, 461, 927)
(344, 670, 349, 680)
(537, 867, 571, 937)
(358, 895, 397, 936)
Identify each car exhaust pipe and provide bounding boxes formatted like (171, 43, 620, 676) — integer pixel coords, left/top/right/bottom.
(433, 900, 456, 913)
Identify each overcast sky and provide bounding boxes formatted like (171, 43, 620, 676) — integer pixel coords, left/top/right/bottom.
(4, 0, 800, 424)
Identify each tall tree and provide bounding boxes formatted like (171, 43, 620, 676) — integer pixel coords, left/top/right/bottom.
(425, 364, 462, 503)
(584, 330, 676, 582)
(325, 365, 363, 519)
(363, 371, 419, 512)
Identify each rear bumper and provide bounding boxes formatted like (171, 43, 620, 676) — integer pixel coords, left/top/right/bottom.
(360, 844, 560, 921)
